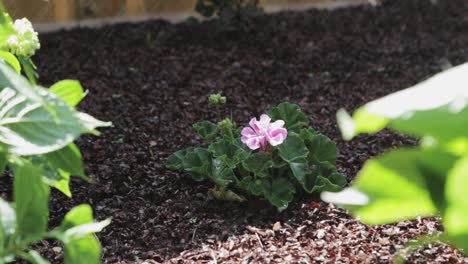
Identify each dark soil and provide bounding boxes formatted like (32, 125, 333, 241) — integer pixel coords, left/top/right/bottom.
(22, 0, 468, 262)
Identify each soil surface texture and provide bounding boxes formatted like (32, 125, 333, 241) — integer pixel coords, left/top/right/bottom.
(8, 0, 468, 263)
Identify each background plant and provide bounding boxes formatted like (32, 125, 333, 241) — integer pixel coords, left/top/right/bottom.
(0, 3, 111, 262)
(322, 62, 468, 254)
(195, 0, 264, 31)
(167, 99, 346, 211)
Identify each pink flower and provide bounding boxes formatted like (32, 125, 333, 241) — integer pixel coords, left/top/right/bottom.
(241, 114, 288, 150)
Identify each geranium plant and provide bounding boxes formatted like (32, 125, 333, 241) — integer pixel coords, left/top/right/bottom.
(322, 62, 468, 255)
(167, 99, 346, 211)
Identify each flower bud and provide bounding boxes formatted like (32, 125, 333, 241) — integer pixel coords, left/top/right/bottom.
(209, 93, 227, 106)
(217, 118, 234, 130)
(3, 18, 40, 57)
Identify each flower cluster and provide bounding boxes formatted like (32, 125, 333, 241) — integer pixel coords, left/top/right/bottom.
(4, 18, 40, 57)
(241, 114, 288, 150)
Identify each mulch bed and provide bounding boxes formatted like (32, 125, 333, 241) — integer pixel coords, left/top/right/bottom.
(13, 0, 468, 262)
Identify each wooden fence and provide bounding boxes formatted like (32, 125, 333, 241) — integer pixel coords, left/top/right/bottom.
(3, 0, 344, 23)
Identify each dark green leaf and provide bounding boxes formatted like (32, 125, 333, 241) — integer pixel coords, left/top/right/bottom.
(264, 177, 295, 212)
(306, 134, 337, 164)
(289, 158, 316, 193)
(166, 147, 193, 171)
(208, 138, 249, 168)
(211, 159, 234, 187)
(312, 174, 346, 193)
(193, 120, 218, 141)
(278, 134, 309, 163)
(183, 148, 211, 181)
(299, 128, 316, 141)
(269, 102, 308, 132)
(13, 162, 50, 237)
(242, 153, 272, 178)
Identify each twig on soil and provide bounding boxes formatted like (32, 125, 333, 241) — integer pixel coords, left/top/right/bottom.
(255, 233, 264, 248)
(191, 225, 199, 243)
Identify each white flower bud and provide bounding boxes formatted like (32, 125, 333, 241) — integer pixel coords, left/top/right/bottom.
(3, 18, 40, 57)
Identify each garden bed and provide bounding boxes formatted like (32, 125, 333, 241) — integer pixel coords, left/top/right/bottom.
(26, 0, 468, 262)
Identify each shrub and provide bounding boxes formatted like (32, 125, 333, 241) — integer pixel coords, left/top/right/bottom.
(0, 3, 111, 262)
(195, 0, 264, 31)
(167, 100, 346, 211)
(322, 62, 468, 253)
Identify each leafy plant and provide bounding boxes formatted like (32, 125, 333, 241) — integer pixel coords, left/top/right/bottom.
(0, 8, 111, 260)
(195, 0, 264, 31)
(0, 60, 111, 263)
(0, 2, 39, 84)
(321, 62, 468, 254)
(167, 99, 346, 211)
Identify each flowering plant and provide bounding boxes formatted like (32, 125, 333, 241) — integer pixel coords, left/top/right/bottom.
(0, 3, 40, 83)
(167, 100, 346, 211)
(0, 3, 110, 263)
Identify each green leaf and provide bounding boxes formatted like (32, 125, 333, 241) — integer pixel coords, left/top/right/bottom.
(63, 235, 101, 264)
(299, 127, 316, 141)
(242, 153, 272, 178)
(264, 177, 295, 212)
(289, 158, 315, 193)
(183, 147, 211, 181)
(0, 63, 111, 156)
(312, 173, 347, 193)
(323, 148, 442, 225)
(55, 205, 104, 264)
(193, 121, 218, 141)
(26, 250, 50, 264)
(41, 163, 71, 197)
(13, 162, 50, 237)
(26, 154, 72, 197)
(444, 155, 468, 251)
(211, 159, 234, 187)
(0, 52, 20, 73)
(278, 134, 309, 163)
(49, 80, 85, 107)
(337, 62, 468, 142)
(208, 138, 249, 168)
(18, 56, 37, 85)
(166, 147, 193, 171)
(269, 102, 309, 132)
(45, 143, 85, 177)
(306, 134, 337, 164)
(0, 152, 6, 175)
(59, 205, 94, 231)
(0, 198, 16, 249)
(0, 11, 14, 47)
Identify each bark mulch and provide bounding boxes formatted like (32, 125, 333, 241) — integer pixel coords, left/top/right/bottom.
(23, 0, 468, 262)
